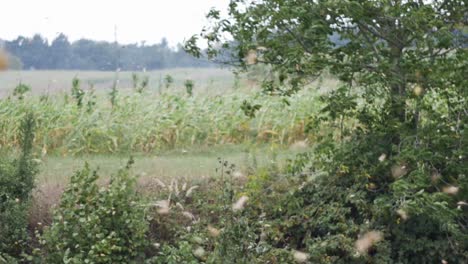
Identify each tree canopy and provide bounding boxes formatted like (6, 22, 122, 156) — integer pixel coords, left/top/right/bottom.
(185, 1, 468, 262)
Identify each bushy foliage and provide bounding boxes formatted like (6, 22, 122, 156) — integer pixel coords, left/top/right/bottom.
(183, 0, 467, 262)
(0, 112, 38, 258)
(39, 159, 149, 263)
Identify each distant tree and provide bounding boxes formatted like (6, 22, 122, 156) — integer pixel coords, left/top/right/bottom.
(49, 34, 72, 69)
(4, 33, 213, 70)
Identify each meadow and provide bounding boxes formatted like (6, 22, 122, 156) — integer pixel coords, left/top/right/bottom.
(1, 69, 324, 234)
(0, 68, 237, 96)
(0, 69, 327, 185)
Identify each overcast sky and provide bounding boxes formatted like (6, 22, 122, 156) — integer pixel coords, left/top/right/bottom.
(1, 0, 230, 46)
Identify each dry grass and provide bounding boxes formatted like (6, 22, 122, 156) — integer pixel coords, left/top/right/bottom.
(29, 183, 64, 231)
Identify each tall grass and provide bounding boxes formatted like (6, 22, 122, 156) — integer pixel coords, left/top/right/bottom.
(0, 89, 321, 155)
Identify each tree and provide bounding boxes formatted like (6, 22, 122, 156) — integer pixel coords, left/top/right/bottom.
(187, 0, 467, 142)
(49, 33, 72, 69)
(4, 34, 214, 70)
(186, 1, 468, 262)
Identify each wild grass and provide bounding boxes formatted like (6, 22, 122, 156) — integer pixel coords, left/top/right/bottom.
(0, 87, 322, 155)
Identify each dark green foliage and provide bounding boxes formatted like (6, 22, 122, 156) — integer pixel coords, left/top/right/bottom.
(13, 83, 31, 100)
(184, 0, 467, 262)
(0, 112, 38, 258)
(240, 100, 261, 118)
(40, 159, 149, 263)
(132, 72, 150, 93)
(71, 77, 85, 108)
(109, 77, 119, 108)
(148, 241, 200, 264)
(164, 75, 174, 89)
(184, 80, 194, 97)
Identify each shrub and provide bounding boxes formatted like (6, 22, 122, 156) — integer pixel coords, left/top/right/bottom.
(259, 129, 468, 263)
(0, 112, 37, 258)
(40, 159, 149, 263)
(147, 240, 200, 264)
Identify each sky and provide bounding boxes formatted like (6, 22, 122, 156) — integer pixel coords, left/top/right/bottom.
(0, 0, 230, 47)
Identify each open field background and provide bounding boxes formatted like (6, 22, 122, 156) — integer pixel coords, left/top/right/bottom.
(0, 68, 332, 188)
(0, 68, 240, 97)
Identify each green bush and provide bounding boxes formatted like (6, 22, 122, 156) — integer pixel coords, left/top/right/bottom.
(147, 241, 200, 264)
(40, 159, 149, 263)
(256, 128, 467, 263)
(0, 112, 37, 258)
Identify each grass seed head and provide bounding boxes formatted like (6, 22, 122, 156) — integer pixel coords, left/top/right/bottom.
(186, 185, 199, 197)
(155, 200, 170, 214)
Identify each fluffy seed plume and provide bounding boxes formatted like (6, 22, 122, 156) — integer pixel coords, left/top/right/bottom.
(154, 200, 170, 214)
(391, 164, 408, 179)
(290, 140, 309, 151)
(193, 247, 206, 259)
(378, 154, 387, 162)
(355, 231, 383, 254)
(233, 171, 245, 179)
(396, 209, 408, 221)
(176, 202, 185, 210)
(207, 225, 221, 237)
(233, 195, 249, 212)
(442, 186, 459, 195)
(154, 178, 166, 188)
(413, 85, 424, 96)
(292, 250, 309, 263)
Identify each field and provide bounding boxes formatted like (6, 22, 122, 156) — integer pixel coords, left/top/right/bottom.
(1, 68, 337, 262)
(2, 62, 466, 263)
(0, 68, 238, 97)
(2, 1, 466, 262)
(1, 68, 324, 206)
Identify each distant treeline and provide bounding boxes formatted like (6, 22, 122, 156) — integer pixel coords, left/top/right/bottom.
(1, 33, 213, 71)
